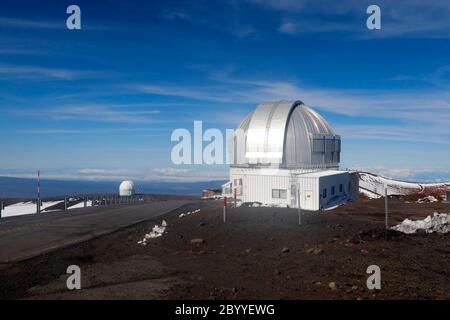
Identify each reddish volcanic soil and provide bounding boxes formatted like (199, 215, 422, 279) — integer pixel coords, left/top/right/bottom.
(1, 197, 449, 300)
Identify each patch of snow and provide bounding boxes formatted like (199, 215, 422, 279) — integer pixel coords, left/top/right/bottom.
(391, 213, 450, 234)
(358, 171, 450, 198)
(246, 202, 285, 208)
(178, 209, 200, 218)
(68, 200, 93, 209)
(1, 200, 63, 218)
(359, 188, 381, 199)
(1, 201, 36, 218)
(359, 172, 421, 197)
(416, 196, 438, 203)
(41, 201, 64, 212)
(138, 220, 167, 245)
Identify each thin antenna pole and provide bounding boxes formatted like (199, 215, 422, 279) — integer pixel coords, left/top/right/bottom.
(384, 186, 388, 227)
(384, 184, 389, 240)
(37, 170, 41, 214)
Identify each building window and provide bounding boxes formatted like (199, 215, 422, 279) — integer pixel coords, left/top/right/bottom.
(339, 184, 343, 192)
(331, 186, 335, 196)
(272, 189, 287, 199)
(272, 189, 279, 198)
(323, 188, 327, 198)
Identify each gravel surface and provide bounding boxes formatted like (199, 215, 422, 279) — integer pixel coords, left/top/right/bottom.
(0, 197, 449, 300)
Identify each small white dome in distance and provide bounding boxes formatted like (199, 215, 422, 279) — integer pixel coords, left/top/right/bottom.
(119, 180, 135, 196)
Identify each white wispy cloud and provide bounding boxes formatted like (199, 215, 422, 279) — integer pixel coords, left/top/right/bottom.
(0, 15, 109, 31)
(0, 48, 47, 55)
(153, 167, 194, 175)
(11, 103, 164, 124)
(78, 168, 132, 175)
(278, 20, 298, 34)
(0, 16, 62, 29)
(147, 167, 228, 182)
(46, 105, 160, 124)
(138, 74, 449, 116)
(250, 0, 450, 38)
(335, 124, 450, 145)
(0, 167, 228, 183)
(161, 4, 257, 39)
(0, 64, 105, 81)
(18, 128, 169, 135)
(137, 70, 450, 144)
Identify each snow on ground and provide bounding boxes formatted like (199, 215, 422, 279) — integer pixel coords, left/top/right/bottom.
(416, 196, 438, 203)
(1, 198, 94, 218)
(247, 201, 293, 208)
(392, 213, 450, 234)
(1, 202, 36, 218)
(137, 220, 167, 245)
(250, 202, 272, 207)
(359, 188, 381, 199)
(358, 172, 421, 197)
(68, 200, 93, 209)
(42, 201, 64, 212)
(178, 209, 200, 218)
(358, 171, 450, 199)
(1, 200, 63, 218)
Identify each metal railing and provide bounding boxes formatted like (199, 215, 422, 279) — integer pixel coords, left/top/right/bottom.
(0, 194, 155, 219)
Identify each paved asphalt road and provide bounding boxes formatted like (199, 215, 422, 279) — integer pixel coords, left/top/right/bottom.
(0, 200, 192, 264)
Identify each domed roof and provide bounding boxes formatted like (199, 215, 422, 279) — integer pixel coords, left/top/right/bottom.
(119, 180, 135, 196)
(119, 180, 135, 191)
(230, 100, 341, 169)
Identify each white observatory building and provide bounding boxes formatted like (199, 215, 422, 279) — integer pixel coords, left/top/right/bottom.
(119, 180, 135, 196)
(222, 100, 358, 210)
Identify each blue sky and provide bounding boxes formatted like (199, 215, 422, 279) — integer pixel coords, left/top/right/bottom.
(1, 0, 450, 182)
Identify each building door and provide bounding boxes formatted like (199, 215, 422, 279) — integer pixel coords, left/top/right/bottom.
(303, 190, 313, 210)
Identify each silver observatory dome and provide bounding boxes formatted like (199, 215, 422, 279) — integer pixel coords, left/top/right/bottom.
(229, 100, 341, 169)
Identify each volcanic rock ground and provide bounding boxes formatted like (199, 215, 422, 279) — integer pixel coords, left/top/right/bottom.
(0, 197, 449, 300)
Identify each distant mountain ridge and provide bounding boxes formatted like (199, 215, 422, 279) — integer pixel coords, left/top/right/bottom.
(0, 176, 227, 198)
(358, 171, 450, 199)
(2, 172, 448, 200)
